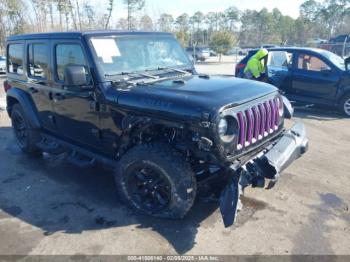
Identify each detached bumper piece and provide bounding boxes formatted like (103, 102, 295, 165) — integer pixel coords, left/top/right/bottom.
(220, 122, 309, 228)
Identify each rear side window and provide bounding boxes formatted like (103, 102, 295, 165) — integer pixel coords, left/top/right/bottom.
(28, 43, 48, 79)
(297, 54, 330, 72)
(56, 44, 87, 81)
(8, 44, 24, 75)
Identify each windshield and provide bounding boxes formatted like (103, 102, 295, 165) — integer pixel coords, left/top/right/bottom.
(89, 35, 192, 77)
(0, 56, 5, 61)
(321, 50, 345, 70)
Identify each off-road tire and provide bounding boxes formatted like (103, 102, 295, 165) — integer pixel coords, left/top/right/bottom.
(11, 103, 41, 154)
(339, 94, 350, 117)
(115, 143, 196, 219)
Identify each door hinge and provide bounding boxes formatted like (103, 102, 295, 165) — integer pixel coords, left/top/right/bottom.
(90, 101, 100, 111)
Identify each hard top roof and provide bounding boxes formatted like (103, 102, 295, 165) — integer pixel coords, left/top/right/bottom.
(7, 30, 172, 41)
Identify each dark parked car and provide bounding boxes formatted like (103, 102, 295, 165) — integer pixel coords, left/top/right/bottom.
(329, 34, 350, 44)
(186, 47, 210, 61)
(0, 56, 6, 74)
(4, 31, 308, 227)
(236, 47, 350, 116)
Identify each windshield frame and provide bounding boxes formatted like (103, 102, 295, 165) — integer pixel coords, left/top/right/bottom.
(86, 34, 193, 81)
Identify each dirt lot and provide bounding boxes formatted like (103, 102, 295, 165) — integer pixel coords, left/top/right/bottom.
(0, 60, 349, 255)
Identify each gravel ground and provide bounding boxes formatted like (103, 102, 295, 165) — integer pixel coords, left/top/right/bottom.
(0, 63, 349, 256)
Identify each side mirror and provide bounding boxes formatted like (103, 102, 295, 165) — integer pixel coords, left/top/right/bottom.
(64, 65, 89, 87)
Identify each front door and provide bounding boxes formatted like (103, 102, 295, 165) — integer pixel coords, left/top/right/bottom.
(51, 41, 101, 151)
(291, 52, 340, 105)
(267, 50, 293, 93)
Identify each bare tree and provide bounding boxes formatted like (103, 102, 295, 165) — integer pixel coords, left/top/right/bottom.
(104, 0, 114, 29)
(117, 18, 128, 30)
(83, 3, 95, 29)
(158, 13, 174, 32)
(123, 0, 145, 30)
(67, 0, 77, 29)
(48, 0, 54, 30)
(140, 14, 153, 30)
(75, 0, 82, 30)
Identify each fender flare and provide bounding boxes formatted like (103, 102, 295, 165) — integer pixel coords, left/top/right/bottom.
(6, 88, 41, 129)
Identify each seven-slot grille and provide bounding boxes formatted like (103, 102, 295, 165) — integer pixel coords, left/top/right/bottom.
(237, 97, 281, 150)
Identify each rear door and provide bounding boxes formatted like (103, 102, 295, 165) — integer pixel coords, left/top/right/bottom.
(267, 50, 293, 93)
(290, 52, 340, 104)
(25, 40, 56, 132)
(50, 40, 102, 151)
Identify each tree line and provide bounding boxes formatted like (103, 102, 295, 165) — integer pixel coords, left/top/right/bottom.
(1, 0, 350, 53)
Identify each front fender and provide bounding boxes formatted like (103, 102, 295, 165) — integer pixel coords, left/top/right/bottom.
(6, 88, 41, 129)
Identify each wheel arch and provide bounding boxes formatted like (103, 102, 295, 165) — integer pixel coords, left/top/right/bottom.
(338, 90, 350, 105)
(6, 88, 41, 129)
(116, 115, 190, 158)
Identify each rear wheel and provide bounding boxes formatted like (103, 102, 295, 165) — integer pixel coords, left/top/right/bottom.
(115, 143, 196, 219)
(11, 104, 41, 154)
(339, 94, 350, 117)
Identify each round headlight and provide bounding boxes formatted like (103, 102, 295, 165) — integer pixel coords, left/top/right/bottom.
(218, 118, 228, 137)
(217, 116, 238, 143)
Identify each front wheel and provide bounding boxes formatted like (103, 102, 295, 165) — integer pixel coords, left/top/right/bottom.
(339, 94, 350, 117)
(115, 143, 196, 219)
(11, 103, 41, 154)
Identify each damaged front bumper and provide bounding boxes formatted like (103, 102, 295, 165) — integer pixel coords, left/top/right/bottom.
(220, 121, 309, 227)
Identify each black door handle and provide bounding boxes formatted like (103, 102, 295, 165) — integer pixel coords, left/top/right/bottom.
(53, 93, 66, 102)
(28, 87, 38, 94)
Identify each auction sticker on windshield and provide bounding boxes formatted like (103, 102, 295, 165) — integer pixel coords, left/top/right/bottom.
(91, 38, 121, 63)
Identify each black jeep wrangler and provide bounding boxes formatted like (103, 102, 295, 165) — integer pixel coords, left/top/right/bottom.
(4, 31, 308, 227)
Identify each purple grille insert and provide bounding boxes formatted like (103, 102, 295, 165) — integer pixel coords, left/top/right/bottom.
(258, 104, 265, 137)
(264, 102, 271, 133)
(237, 112, 245, 147)
(245, 109, 254, 145)
(252, 106, 260, 140)
(236, 97, 281, 150)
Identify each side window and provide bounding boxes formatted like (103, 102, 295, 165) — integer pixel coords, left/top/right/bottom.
(297, 54, 330, 72)
(8, 44, 24, 75)
(28, 43, 48, 79)
(56, 44, 88, 81)
(268, 51, 292, 68)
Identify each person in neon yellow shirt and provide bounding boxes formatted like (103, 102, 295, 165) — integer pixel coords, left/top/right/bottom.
(243, 48, 269, 81)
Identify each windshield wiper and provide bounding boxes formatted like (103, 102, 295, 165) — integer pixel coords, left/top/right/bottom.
(105, 71, 161, 79)
(146, 66, 191, 75)
(157, 67, 189, 74)
(107, 71, 161, 87)
(107, 67, 192, 87)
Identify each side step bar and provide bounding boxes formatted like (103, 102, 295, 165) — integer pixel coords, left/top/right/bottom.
(66, 150, 96, 168)
(37, 134, 118, 169)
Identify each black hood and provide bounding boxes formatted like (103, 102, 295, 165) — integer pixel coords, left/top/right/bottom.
(114, 75, 278, 121)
